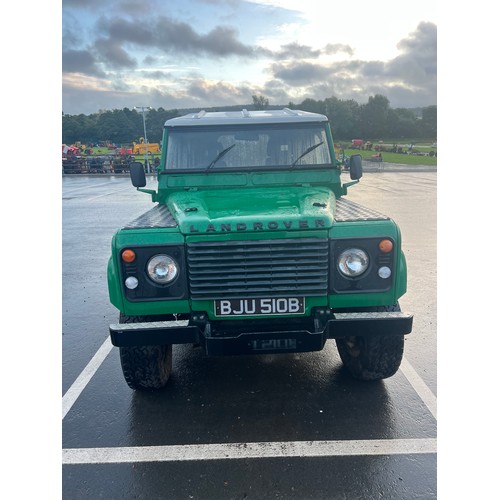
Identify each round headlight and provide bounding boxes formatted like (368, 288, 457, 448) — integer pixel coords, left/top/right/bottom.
(337, 248, 369, 277)
(146, 254, 179, 284)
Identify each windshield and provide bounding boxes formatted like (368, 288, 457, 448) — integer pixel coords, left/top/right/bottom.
(165, 123, 332, 170)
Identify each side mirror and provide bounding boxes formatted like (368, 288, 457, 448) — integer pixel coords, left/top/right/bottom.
(129, 161, 146, 187)
(349, 154, 363, 180)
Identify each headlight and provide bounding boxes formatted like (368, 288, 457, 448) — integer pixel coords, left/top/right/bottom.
(337, 248, 369, 277)
(147, 254, 179, 284)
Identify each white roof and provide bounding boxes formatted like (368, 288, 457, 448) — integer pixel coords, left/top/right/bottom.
(164, 108, 328, 127)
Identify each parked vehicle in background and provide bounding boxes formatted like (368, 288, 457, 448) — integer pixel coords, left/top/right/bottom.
(133, 142, 161, 155)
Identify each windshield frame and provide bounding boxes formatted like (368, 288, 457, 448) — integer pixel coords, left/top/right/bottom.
(161, 122, 334, 174)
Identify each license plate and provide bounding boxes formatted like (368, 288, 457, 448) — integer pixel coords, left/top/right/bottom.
(250, 339, 297, 351)
(214, 297, 305, 317)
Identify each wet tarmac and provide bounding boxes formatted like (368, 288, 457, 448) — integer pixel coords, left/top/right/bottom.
(62, 172, 437, 499)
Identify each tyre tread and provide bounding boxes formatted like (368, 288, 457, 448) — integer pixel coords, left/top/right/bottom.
(118, 314, 172, 390)
(335, 304, 404, 381)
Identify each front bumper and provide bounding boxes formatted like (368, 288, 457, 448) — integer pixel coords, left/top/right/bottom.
(109, 311, 413, 356)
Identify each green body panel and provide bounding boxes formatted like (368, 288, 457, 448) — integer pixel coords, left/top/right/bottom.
(155, 168, 344, 202)
(185, 229, 328, 243)
(109, 250, 190, 315)
(120, 297, 191, 316)
(328, 219, 407, 307)
(107, 256, 123, 311)
(168, 187, 335, 235)
(113, 228, 184, 246)
(327, 246, 407, 308)
(108, 228, 189, 315)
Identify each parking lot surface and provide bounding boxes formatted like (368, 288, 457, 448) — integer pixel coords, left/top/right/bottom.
(62, 172, 437, 499)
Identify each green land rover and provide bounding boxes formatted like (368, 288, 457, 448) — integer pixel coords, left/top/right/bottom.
(107, 108, 412, 390)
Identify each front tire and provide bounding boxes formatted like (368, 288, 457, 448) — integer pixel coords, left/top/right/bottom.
(335, 304, 404, 381)
(118, 314, 173, 390)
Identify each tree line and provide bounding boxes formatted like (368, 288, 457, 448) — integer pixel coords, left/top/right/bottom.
(62, 94, 436, 146)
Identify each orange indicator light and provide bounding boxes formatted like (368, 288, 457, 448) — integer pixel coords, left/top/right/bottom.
(379, 239, 393, 253)
(122, 249, 136, 263)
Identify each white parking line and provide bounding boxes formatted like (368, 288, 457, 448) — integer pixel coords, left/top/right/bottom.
(63, 437, 437, 465)
(62, 337, 113, 420)
(400, 357, 437, 419)
(62, 341, 437, 464)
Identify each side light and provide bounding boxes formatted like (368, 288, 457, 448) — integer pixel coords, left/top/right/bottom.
(379, 239, 393, 253)
(125, 276, 139, 289)
(122, 249, 136, 263)
(378, 266, 392, 279)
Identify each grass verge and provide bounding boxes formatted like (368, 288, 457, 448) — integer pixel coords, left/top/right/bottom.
(343, 149, 437, 166)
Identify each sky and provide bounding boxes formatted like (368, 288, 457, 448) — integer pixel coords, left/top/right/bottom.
(62, 0, 437, 115)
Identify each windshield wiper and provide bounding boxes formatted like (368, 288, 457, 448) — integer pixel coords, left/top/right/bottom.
(290, 141, 324, 167)
(206, 144, 236, 170)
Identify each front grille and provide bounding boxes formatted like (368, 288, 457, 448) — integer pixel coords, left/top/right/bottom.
(187, 238, 329, 300)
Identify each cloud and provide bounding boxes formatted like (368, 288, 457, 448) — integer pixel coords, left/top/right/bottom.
(141, 70, 176, 80)
(272, 42, 356, 61)
(63, 0, 152, 12)
(63, 0, 103, 7)
(186, 79, 249, 102)
(387, 22, 437, 85)
(266, 22, 436, 107)
(261, 79, 295, 102)
(62, 86, 146, 115)
(397, 21, 436, 55)
(63, 76, 257, 115)
(63, 14, 267, 81)
(194, 25, 256, 56)
(323, 43, 355, 57)
(94, 38, 137, 68)
(93, 15, 259, 61)
(62, 49, 106, 77)
(274, 42, 321, 59)
(197, 0, 241, 5)
(97, 16, 155, 46)
(269, 61, 333, 85)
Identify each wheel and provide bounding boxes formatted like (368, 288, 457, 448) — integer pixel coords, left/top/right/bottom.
(118, 314, 173, 390)
(335, 304, 404, 381)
